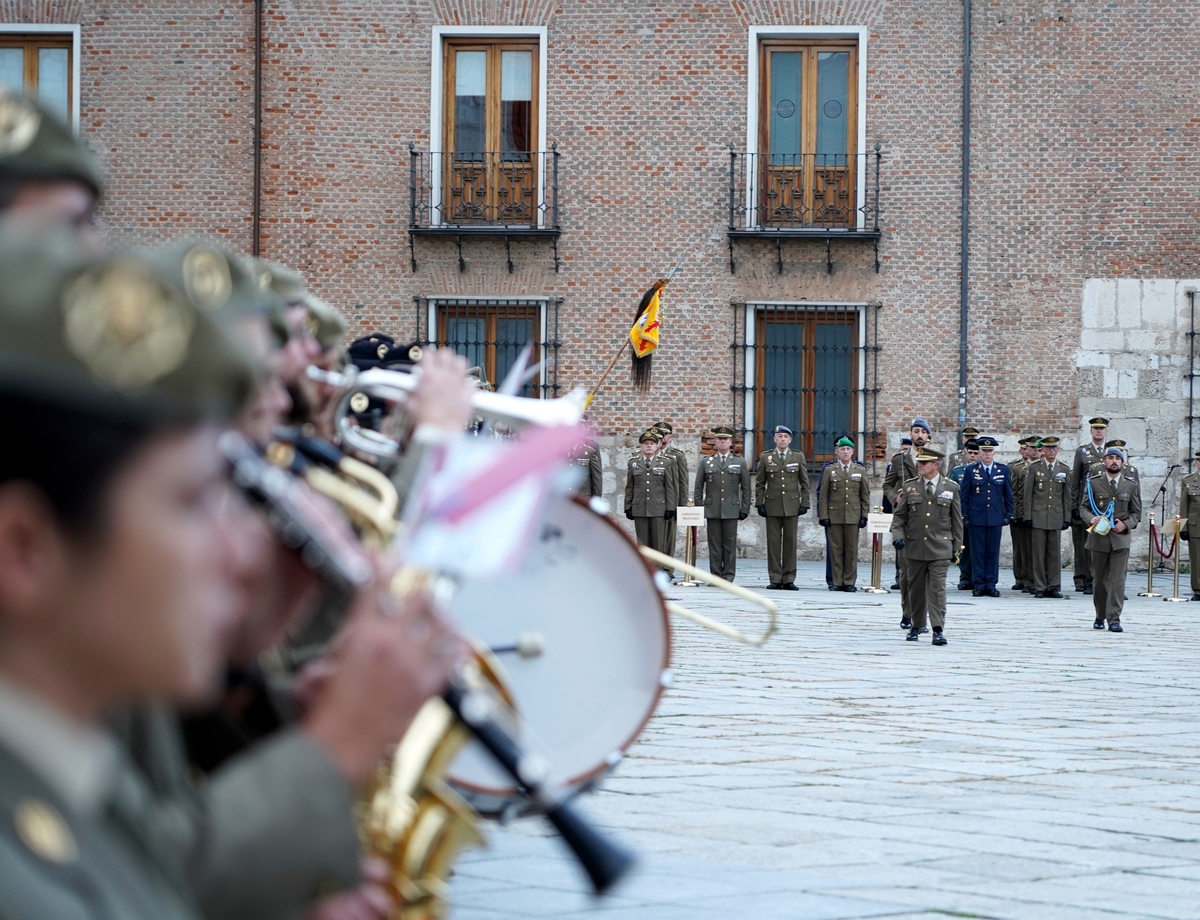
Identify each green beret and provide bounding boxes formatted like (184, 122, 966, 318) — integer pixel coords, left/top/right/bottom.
(836, 436, 855, 448)
(0, 90, 103, 198)
(0, 229, 255, 424)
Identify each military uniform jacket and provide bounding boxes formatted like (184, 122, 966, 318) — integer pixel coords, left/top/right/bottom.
(1179, 471, 1200, 531)
(659, 445, 690, 508)
(1011, 459, 1029, 520)
(1025, 458, 1072, 530)
(625, 454, 679, 517)
(890, 475, 964, 561)
(1070, 442, 1105, 509)
(693, 452, 750, 519)
(948, 449, 967, 473)
(961, 461, 1014, 528)
(570, 441, 603, 498)
(754, 448, 811, 515)
(1087, 458, 1141, 490)
(1081, 469, 1141, 552)
(882, 450, 916, 507)
(817, 462, 870, 524)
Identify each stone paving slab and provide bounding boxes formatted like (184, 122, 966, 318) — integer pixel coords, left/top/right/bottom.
(449, 560, 1200, 918)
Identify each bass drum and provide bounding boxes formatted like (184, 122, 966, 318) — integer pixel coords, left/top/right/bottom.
(445, 495, 671, 815)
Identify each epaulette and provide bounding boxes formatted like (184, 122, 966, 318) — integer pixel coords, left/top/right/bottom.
(1124, 475, 1136, 482)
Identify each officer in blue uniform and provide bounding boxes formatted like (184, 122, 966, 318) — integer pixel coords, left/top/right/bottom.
(949, 438, 980, 589)
(961, 435, 1014, 596)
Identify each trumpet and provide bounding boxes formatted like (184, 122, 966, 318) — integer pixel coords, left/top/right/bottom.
(310, 366, 589, 460)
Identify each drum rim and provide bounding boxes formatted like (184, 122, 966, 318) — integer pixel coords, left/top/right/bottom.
(448, 492, 672, 795)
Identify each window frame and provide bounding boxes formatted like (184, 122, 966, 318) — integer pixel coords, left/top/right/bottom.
(744, 26, 867, 231)
(429, 26, 548, 228)
(741, 301, 868, 464)
(425, 296, 550, 397)
(0, 24, 80, 132)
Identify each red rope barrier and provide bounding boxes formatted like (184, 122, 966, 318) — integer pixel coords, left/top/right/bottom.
(1151, 522, 1177, 560)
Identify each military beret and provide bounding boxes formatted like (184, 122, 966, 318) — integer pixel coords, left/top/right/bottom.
(0, 90, 103, 199)
(711, 426, 735, 437)
(961, 426, 980, 437)
(1105, 447, 1126, 461)
(915, 447, 944, 463)
(1104, 438, 1127, 449)
(1088, 417, 1109, 428)
(0, 229, 255, 424)
(772, 425, 792, 436)
(1040, 436, 1061, 447)
(910, 417, 931, 434)
(347, 334, 422, 371)
(964, 438, 980, 450)
(654, 420, 674, 434)
(639, 428, 662, 443)
(836, 436, 855, 448)
(975, 436, 999, 448)
(900, 436, 912, 446)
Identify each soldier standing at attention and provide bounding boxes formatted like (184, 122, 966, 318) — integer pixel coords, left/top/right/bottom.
(569, 430, 603, 499)
(1025, 436, 1073, 598)
(1177, 450, 1200, 601)
(625, 429, 679, 563)
(882, 437, 911, 590)
(1070, 417, 1109, 594)
(962, 436, 1014, 597)
(950, 439, 980, 590)
(655, 421, 690, 568)
(1009, 437, 1036, 593)
(947, 426, 980, 473)
(891, 448, 963, 646)
(1082, 447, 1141, 632)
(754, 425, 810, 590)
(693, 426, 750, 582)
(819, 437, 871, 592)
(884, 419, 932, 619)
(1102, 439, 1141, 491)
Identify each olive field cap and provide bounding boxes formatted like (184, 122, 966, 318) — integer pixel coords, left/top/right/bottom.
(0, 229, 255, 424)
(961, 426, 980, 437)
(0, 89, 103, 198)
(711, 426, 735, 437)
(639, 429, 662, 443)
(302, 292, 346, 351)
(1105, 439, 1128, 449)
(1088, 417, 1109, 428)
(1040, 436, 1061, 447)
(655, 420, 674, 434)
(1192, 449, 1200, 460)
(915, 447, 944, 463)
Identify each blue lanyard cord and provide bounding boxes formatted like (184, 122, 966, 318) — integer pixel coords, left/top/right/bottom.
(1085, 476, 1115, 524)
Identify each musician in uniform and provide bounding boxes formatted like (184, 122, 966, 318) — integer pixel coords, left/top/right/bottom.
(754, 425, 810, 590)
(818, 437, 870, 592)
(655, 421, 690, 569)
(1025, 436, 1072, 598)
(950, 439, 980, 590)
(1009, 437, 1037, 593)
(884, 419, 931, 616)
(1070, 417, 1109, 594)
(961, 436, 1013, 597)
(693, 426, 750, 582)
(1082, 447, 1141, 632)
(1177, 450, 1200, 601)
(891, 447, 963, 646)
(625, 429, 679, 565)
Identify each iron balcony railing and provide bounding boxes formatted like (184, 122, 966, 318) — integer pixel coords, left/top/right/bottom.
(727, 146, 882, 233)
(408, 146, 560, 231)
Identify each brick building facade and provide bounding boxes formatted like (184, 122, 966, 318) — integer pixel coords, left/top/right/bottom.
(3, 0, 1198, 560)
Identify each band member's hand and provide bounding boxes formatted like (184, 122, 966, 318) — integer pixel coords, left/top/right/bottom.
(858, 516, 867, 529)
(664, 509, 676, 520)
(798, 505, 809, 516)
(407, 347, 475, 434)
(302, 857, 392, 920)
(819, 518, 830, 528)
(738, 511, 748, 521)
(1090, 515, 1101, 528)
(756, 505, 767, 517)
(893, 539, 906, 550)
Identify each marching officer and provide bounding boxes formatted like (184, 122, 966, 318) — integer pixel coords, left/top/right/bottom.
(693, 426, 750, 582)
(884, 419, 932, 617)
(961, 435, 1014, 597)
(1070, 416, 1109, 594)
(950, 438, 980, 590)
(947, 426, 980, 473)
(570, 437, 603, 499)
(818, 436, 871, 592)
(1177, 450, 1200, 601)
(655, 421, 690, 565)
(1025, 436, 1073, 598)
(891, 447, 963, 646)
(1009, 437, 1037, 593)
(1082, 446, 1141, 631)
(625, 429, 679, 563)
(754, 424, 811, 590)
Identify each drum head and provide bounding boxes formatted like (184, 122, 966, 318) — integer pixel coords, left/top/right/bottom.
(445, 497, 669, 798)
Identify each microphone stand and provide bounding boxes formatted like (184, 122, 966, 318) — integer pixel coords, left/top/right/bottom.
(1155, 465, 1180, 572)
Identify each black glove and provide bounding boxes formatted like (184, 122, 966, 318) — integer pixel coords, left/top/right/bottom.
(799, 506, 809, 516)
(1002, 517, 1012, 527)
(625, 511, 634, 520)
(858, 517, 868, 529)
(1183, 530, 1191, 542)
(1071, 509, 1081, 521)
(1061, 521, 1071, 531)
(819, 518, 831, 528)
(738, 511, 748, 521)
(664, 509, 676, 520)
(893, 539, 906, 550)
(756, 505, 767, 517)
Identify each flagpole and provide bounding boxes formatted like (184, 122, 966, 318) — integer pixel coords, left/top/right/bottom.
(585, 338, 630, 408)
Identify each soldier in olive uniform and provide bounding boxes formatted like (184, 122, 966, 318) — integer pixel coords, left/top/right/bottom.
(1070, 417, 1109, 594)
(1101, 439, 1141, 490)
(754, 424, 811, 590)
(1025, 436, 1073, 598)
(884, 419, 932, 620)
(1009, 437, 1037, 593)
(950, 439, 979, 590)
(655, 421, 690, 567)
(625, 429, 679, 564)
(570, 437, 604, 499)
(947, 426, 980, 474)
(1178, 450, 1200, 601)
(819, 436, 871, 591)
(693, 426, 750, 582)
(891, 448, 963, 645)
(1082, 447, 1141, 631)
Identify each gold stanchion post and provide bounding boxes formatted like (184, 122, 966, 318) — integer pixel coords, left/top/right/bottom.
(864, 505, 890, 594)
(1138, 510, 1161, 597)
(676, 505, 700, 587)
(1165, 516, 1187, 601)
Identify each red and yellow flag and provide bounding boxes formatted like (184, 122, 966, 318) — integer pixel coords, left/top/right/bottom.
(629, 285, 662, 357)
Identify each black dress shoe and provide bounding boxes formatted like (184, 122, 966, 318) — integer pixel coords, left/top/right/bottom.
(1022, 586, 1035, 594)
(987, 588, 1001, 598)
(827, 585, 839, 591)
(932, 631, 947, 646)
(1093, 620, 1105, 629)
(1108, 623, 1123, 633)
(766, 583, 781, 590)
(1191, 594, 1200, 601)
(957, 582, 973, 591)
(1011, 583, 1024, 591)
(890, 581, 900, 590)
(1045, 589, 1063, 599)
(919, 626, 929, 634)
(843, 585, 858, 593)
(972, 588, 984, 597)
(906, 629, 920, 641)
(1082, 585, 1093, 595)
(900, 619, 912, 629)
(1033, 591, 1045, 598)
(781, 582, 799, 591)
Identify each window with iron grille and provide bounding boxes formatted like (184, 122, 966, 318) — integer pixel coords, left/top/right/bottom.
(0, 28, 78, 127)
(732, 302, 881, 466)
(414, 297, 561, 398)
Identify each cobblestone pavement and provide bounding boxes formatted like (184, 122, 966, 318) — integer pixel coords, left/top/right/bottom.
(449, 559, 1200, 919)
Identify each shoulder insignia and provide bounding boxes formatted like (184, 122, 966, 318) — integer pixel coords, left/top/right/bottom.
(15, 799, 76, 864)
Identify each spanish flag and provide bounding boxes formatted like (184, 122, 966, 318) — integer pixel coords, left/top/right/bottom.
(630, 279, 666, 390)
